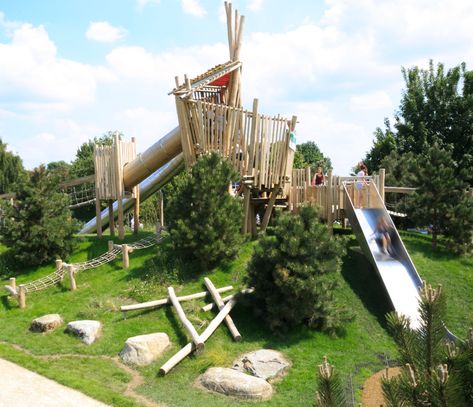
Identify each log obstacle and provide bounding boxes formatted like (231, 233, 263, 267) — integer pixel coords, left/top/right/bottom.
(120, 285, 233, 316)
(159, 297, 237, 375)
(168, 287, 205, 352)
(204, 277, 241, 341)
(201, 287, 254, 312)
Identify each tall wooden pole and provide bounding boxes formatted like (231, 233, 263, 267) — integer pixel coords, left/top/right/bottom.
(379, 168, 385, 203)
(108, 200, 115, 237)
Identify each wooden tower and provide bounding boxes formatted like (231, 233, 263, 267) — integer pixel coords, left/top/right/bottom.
(93, 134, 139, 239)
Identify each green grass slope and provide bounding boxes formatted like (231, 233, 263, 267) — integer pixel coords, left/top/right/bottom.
(0, 231, 471, 406)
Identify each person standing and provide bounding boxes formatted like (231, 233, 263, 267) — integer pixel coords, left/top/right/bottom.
(312, 166, 325, 186)
(355, 162, 368, 208)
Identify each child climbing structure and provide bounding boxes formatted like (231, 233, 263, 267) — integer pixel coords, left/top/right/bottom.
(80, 1, 297, 236)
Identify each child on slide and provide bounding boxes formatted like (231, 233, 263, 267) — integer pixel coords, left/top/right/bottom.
(372, 216, 394, 256)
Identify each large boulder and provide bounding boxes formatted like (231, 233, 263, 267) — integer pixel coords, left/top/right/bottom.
(30, 314, 63, 333)
(199, 367, 273, 400)
(119, 333, 170, 366)
(232, 349, 290, 381)
(65, 320, 102, 345)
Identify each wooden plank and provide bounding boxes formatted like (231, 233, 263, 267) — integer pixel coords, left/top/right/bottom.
(261, 185, 280, 231)
(59, 175, 95, 189)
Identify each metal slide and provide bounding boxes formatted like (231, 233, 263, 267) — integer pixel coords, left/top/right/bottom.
(342, 181, 423, 329)
(79, 127, 184, 234)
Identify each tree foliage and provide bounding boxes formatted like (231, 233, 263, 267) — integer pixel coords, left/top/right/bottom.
(401, 143, 473, 252)
(70, 132, 117, 178)
(382, 283, 472, 407)
(166, 152, 243, 271)
(314, 357, 347, 407)
(294, 141, 332, 171)
(0, 166, 78, 266)
(246, 205, 351, 334)
(0, 138, 27, 194)
(365, 61, 473, 182)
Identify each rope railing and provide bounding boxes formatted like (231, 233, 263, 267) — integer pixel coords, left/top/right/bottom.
(5, 233, 164, 299)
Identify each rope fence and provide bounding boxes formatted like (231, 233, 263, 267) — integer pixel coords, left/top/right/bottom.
(4, 233, 163, 303)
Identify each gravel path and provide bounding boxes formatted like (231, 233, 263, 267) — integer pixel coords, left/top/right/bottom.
(0, 358, 110, 407)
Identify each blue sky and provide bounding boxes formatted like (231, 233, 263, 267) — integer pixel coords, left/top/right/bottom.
(1, 0, 473, 174)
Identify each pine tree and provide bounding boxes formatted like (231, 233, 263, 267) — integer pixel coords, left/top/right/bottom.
(403, 142, 472, 251)
(314, 357, 347, 407)
(0, 166, 78, 266)
(382, 283, 469, 407)
(0, 138, 27, 194)
(166, 152, 243, 271)
(246, 205, 351, 333)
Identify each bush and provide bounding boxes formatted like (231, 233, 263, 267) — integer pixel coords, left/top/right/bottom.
(166, 152, 243, 271)
(0, 166, 78, 266)
(246, 205, 351, 334)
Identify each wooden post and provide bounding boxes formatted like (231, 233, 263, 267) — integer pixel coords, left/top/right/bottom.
(261, 185, 280, 232)
(159, 190, 164, 227)
(95, 196, 102, 237)
(204, 277, 241, 341)
(9, 277, 16, 291)
(18, 285, 26, 309)
(327, 169, 333, 235)
(131, 137, 140, 235)
(379, 168, 385, 203)
(55, 259, 63, 272)
(249, 201, 257, 238)
(122, 244, 129, 269)
(108, 240, 114, 253)
(108, 200, 115, 237)
(67, 265, 77, 291)
(167, 287, 204, 352)
(242, 184, 251, 234)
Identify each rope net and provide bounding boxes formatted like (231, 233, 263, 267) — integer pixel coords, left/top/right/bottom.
(64, 183, 96, 209)
(10, 234, 163, 294)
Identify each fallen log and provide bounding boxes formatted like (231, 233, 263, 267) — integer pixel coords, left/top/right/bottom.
(159, 298, 236, 375)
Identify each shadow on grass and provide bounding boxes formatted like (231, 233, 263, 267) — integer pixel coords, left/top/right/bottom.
(340, 242, 393, 330)
(1, 295, 12, 311)
(165, 306, 189, 348)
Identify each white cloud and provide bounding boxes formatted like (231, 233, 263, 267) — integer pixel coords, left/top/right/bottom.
(86, 21, 127, 43)
(350, 91, 393, 112)
(0, 23, 114, 107)
(247, 0, 264, 12)
(181, 0, 207, 17)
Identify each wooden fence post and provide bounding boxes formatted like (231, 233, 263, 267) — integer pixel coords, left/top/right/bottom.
(327, 170, 333, 235)
(67, 265, 77, 291)
(18, 285, 26, 309)
(108, 240, 114, 253)
(379, 168, 385, 203)
(9, 277, 16, 291)
(122, 244, 129, 269)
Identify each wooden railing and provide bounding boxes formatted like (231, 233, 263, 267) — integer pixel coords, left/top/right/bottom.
(176, 98, 296, 190)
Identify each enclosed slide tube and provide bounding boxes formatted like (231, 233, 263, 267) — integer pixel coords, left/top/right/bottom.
(79, 127, 183, 234)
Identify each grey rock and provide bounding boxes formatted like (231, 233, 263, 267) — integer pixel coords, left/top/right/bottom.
(30, 314, 63, 333)
(65, 320, 102, 345)
(232, 349, 290, 380)
(119, 333, 170, 366)
(199, 367, 272, 400)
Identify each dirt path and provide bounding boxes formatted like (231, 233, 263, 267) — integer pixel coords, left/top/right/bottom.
(0, 341, 164, 407)
(0, 357, 110, 407)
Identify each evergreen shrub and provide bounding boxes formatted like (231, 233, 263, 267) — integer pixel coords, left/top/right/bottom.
(246, 205, 351, 334)
(166, 152, 243, 271)
(0, 166, 78, 266)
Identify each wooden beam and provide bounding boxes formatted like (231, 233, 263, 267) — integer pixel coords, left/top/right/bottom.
(108, 200, 115, 237)
(260, 185, 280, 232)
(168, 287, 204, 352)
(59, 174, 95, 189)
(384, 186, 416, 194)
(204, 277, 241, 341)
(120, 286, 233, 312)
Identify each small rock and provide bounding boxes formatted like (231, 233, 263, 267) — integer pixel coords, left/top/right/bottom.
(30, 314, 63, 333)
(232, 349, 290, 381)
(199, 367, 272, 400)
(66, 320, 102, 345)
(119, 333, 170, 366)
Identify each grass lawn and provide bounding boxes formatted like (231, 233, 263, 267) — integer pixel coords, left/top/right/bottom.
(0, 230, 471, 406)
